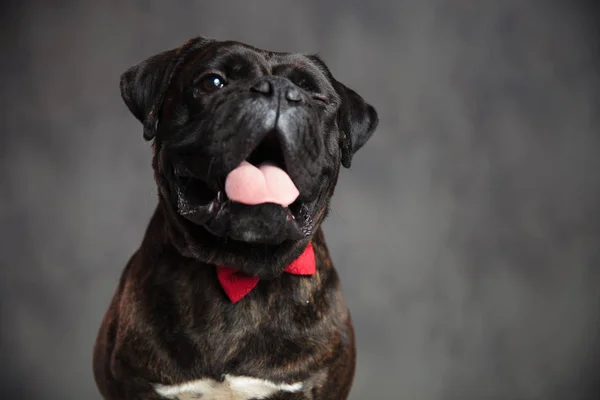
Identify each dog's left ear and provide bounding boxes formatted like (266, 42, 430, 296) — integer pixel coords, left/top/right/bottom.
(120, 36, 211, 141)
(335, 82, 379, 168)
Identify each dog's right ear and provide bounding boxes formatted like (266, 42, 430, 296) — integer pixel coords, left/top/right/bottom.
(120, 49, 178, 141)
(120, 36, 212, 141)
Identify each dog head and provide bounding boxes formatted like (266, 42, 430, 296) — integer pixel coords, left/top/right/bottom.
(120, 37, 378, 277)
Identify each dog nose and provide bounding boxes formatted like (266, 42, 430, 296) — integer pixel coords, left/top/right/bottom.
(250, 77, 304, 104)
(250, 80, 272, 95)
(285, 87, 302, 102)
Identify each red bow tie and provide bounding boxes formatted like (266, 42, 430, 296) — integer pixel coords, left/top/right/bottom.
(216, 243, 316, 303)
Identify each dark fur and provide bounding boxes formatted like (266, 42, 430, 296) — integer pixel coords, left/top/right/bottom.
(93, 36, 378, 399)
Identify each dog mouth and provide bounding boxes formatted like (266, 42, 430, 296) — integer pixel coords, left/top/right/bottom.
(170, 131, 314, 244)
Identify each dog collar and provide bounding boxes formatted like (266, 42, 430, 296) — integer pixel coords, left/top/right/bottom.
(216, 243, 316, 303)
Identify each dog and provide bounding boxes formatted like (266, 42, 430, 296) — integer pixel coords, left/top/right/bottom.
(93, 36, 378, 400)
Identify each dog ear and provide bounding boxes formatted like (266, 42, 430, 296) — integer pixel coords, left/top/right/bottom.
(120, 37, 211, 141)
(120, 49, 178, 140)
(335, 82, 379, 168)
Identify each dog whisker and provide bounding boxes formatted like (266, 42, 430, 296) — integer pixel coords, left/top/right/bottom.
(206, 156, 215, 183)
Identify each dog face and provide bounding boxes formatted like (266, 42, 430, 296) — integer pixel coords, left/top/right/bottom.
(120, 37, 378, 277)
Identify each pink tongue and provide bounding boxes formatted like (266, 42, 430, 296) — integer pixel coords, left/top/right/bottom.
(224, 161, 299, 207)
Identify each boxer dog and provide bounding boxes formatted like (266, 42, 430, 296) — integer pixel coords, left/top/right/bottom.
(93, 36, 378, 400)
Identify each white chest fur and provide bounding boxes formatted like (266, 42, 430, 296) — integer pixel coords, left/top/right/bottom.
(154, 374, 303, 400)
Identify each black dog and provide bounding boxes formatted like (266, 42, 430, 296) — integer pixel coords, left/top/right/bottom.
(93, 36, 378, 400)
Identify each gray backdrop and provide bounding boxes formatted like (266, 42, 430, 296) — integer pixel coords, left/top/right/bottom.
(1, 1, 599, 399)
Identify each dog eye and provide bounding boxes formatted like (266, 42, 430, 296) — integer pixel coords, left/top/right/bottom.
(295, 78, 312, 91)
(196, 74, 226, 95)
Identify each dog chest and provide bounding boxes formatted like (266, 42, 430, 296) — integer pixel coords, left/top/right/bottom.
(154, 374, 304, 399)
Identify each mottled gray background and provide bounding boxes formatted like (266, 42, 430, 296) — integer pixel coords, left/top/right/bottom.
(1, 1, 599, 399)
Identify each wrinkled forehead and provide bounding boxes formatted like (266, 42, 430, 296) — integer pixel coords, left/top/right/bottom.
(183, 41, 336, 91)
